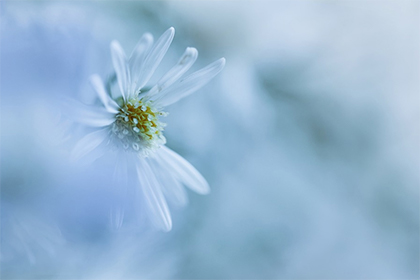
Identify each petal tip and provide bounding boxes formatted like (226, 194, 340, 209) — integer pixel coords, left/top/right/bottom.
(110, 40, 120, 49)
(168, 27, 175, 38)
(163, 27, 175, 39)
(162, 222, 173, 232)
(198, 184, 211, 195)
(186, 47, 198, 56)
(144, 32, 153, 40)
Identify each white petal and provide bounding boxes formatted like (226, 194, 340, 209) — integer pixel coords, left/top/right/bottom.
(149, 157, 188, 207)
(110, 40, 130, 100)
(136, 158, 172, 231)
(129, 33, 154, 97)
(155, 146, 210, 195)
(155, 58, 225, 107)
(90, 74, 120, 113)
(61, 98, 116, 127)
(135, 27, 175, 91)
(110, 154, 129, 229)
(71, 128, 108, 162)
(110, 206, 124, 230)
(156, 57, 225, 106)
(147, 47, 198, 97)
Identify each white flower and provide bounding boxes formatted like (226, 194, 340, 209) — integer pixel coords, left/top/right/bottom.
(69, 27, 225, 231)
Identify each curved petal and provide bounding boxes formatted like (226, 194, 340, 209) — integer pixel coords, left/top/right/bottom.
(71, 128, 109, 162)
(61, 98, 116, 127)
(129, 33, 154, 97)
(110, 40, 130, 100)
(90, 74, 120, 113)
(135, 27, 175, 91)
(155, 58, 225, 107)
(146, 47, 198, 98)
(136, 157, 172, 231)
(155, 146, 210, 195)
(149, 157, 188, 207)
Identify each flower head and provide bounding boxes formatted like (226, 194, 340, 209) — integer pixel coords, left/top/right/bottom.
(69, 27, 225, 231)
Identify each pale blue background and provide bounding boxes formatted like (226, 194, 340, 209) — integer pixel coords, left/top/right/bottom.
(1, 1, 419, 279)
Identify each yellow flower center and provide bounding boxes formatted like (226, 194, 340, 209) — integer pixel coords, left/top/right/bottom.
(110, 98, 166, 154)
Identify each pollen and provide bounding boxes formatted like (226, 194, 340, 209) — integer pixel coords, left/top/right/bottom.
(110, 98, 167, 154)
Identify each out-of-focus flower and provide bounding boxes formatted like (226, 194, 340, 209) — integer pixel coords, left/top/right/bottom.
(1, 204, 65, 265)
(67, 27, 225, 231)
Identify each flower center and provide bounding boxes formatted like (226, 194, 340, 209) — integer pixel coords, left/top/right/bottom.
(110, 98, 167, 155)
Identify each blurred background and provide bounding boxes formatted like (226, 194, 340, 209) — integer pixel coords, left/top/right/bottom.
(1, 1, 419, 279)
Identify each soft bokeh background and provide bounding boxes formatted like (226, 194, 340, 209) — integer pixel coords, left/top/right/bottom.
(1, 1, 419, 279)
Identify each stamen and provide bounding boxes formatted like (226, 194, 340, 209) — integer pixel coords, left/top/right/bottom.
(110, 98, 167, 154)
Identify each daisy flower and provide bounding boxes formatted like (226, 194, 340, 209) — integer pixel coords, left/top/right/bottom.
(69, 27, 225, 231)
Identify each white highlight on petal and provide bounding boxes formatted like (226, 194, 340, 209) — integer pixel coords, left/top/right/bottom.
(71, 128, 109, 162)
(129, 33, 154, 97)
(110, 40, 130, 101)
(90, 74, 120, 113)
(155, 146, 210, 195)
(135, 27, 175, 91)
(146, 47, 198, 97)
(136, 158, 172, 231)
(155, 57, 226, 107)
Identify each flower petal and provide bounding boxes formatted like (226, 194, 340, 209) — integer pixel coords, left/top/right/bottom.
(149, 157, 188, 207)
(155, 146, 210, 195)
(135, 27, 175, 91)
(136, 157, 172, 231)
(71, 128, 108, 162)
(90, 74, 120, 113)
(110, 40, 130, 100)
(110, 153, 129, 229)
(61, 98, 116, 127)
(129, 33, 154, 97)
(155, 58, 225, 107)
(146, 47, 198, 97)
